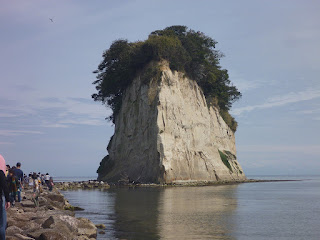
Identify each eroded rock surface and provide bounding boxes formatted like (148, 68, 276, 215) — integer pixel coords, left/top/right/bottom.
(98, 61, 246, 183)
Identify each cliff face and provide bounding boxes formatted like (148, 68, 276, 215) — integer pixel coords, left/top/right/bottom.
(98, 62, 246, 183)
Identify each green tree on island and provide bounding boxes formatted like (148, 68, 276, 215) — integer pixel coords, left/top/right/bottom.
(92, 25, 241, 132)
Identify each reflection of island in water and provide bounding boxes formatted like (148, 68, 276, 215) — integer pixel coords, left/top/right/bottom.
(112, 185, 238, 240)
(112, 188, 161, 239)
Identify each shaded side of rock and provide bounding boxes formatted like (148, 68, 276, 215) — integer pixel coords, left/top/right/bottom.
(42, 216, 54, 229)
(38, 231, 68, 240)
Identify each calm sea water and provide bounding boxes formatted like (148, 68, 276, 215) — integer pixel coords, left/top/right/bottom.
(62, 176, 320, 240)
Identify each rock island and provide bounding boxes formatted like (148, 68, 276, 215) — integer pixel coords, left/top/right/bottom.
(93, 26, 246, 184)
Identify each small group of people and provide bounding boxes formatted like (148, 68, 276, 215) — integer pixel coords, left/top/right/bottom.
(0, 154, 55, 239)
(25, 172, 54, 192)
(25, 172, 54, 207)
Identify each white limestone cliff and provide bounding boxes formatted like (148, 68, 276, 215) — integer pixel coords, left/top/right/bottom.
(98, 61, 246, 183)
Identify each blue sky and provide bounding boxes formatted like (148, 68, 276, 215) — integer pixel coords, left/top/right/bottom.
(1, 0, 319, 177)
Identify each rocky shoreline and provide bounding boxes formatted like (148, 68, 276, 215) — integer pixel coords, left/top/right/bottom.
(54, 178, 301, 190)
(6, 187, 99, 240)
(55, 181, 110, 191)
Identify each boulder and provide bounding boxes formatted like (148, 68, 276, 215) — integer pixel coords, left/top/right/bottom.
(14, 233, 35, 239)
(47, 193, 64, 203)
(42, 216, 55, 229)
(76, 237, 91, 240)
(6, 188, 97, 240)
(77, 217, 97, 238)
(38, 231, 68, 240)
(21, 200, 35, 208)
(26, 229, 50, 239)
(6, 225, 23, 236)
(6, 236, 20, 240)
(95, 223, 106, 229)
(12, 220, 40, 231)
(38, 197, 48, 207)
(44, 215, 78, 234)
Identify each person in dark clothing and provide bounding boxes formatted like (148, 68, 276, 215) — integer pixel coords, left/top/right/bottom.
(7, 169, 18, 207)
(13, 162, 23, 202)
(48, 177, 54, 192)
(0, 155, 10, 239)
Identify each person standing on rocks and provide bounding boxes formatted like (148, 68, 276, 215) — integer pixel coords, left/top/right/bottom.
(0, 154, 10, 239)
(28, 173, 33, 190)
(7, 169, 18, 207)
(48, 176, 54, 191)
(45, 173, 50, 189)
(32, 173, 40, 208)
(13, 162, 23, 202)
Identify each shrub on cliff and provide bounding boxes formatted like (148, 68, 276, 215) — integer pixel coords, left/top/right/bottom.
(92, 25, 241, 131)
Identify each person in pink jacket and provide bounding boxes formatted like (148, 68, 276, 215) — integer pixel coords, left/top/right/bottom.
(0, 155, 6, 174)
(0, 154, 10, 239)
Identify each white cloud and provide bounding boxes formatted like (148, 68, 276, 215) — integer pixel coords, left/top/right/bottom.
(39, 98, 108, 127)
(0, 130, 44, 137)
(59, 118, 105, 126)
(0, 87, 109, 129)
(299, 109, 318, 114)
(41, 123, 69, 128)
(0, 142, 14, 145)
(230, 78, 260, 92)
(0, 113, 21, 118)
(238, 144, 320, 155)
(230, 77, 274, 92)
(232, 88, 320, 115)
(297, 105, 320, 115)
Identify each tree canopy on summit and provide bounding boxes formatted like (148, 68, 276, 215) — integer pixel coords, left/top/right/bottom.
(92, 25, 241, 131)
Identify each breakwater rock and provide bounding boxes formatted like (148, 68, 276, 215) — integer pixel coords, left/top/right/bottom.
(6, 188, 97, 240)
(55, 181, 110, 191)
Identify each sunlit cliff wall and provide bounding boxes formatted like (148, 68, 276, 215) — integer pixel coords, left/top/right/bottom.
(98, 62, 246, 183)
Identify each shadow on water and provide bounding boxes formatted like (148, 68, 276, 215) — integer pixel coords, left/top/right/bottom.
(111, 188, 161, 240)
